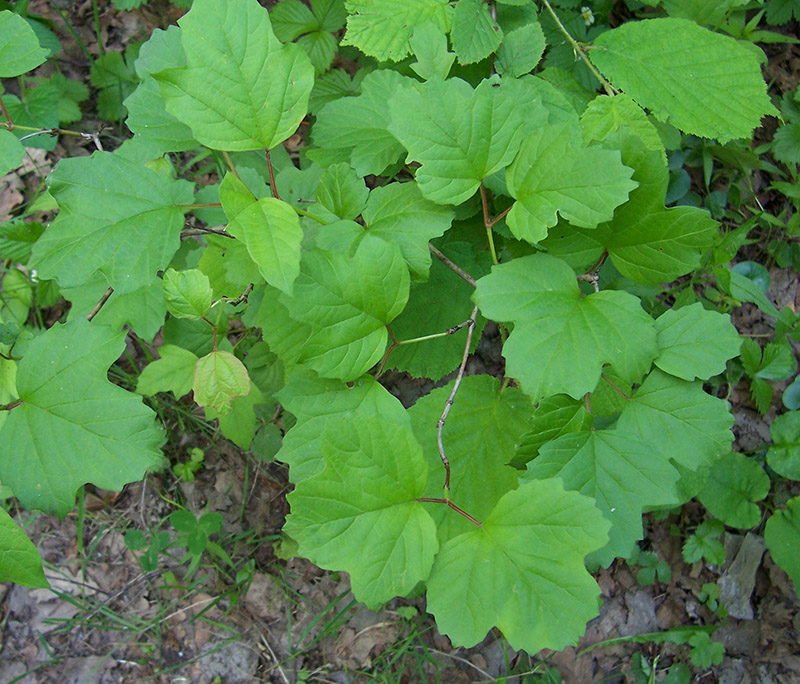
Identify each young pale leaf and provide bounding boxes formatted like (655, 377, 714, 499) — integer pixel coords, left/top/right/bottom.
(495, 21, 546, 78)
(451, 0, 503, 65)
(767, 411, 800, 480)
(698, 452, 769, 529)
(410, 22, 455, 80)
(505, 121, 637, 243)
(0, 508, 48, 588)
(137, 345, 199, 398)
(206, 383, 267, 449)
(31, 151, 194, 295)
(654, 303, 741, 381)
(162, 268, 213, 320)
(193, 350, 251, 416)
(0, 130, 25, 176)
(544, 132, 718, 284)
(362, 182, 454, 279)
(389, 77, 536, 205)
(341, 0, 452, 62)
(580, 94, 665, 161)
(765, 496, 800, 593)
(315, 163, 369, 220)
(285, 416, 438, 607)
(409, 376, 531, 542)
(220, 172, 303, 295)
(280, 236, 410, 381)
(589, 18, 777, 143)
(0, 320, 164, 516)
(426, 479, 609, 652)
(524, 429, 680, 565)
(474, 253, 657, 401)
(154, 0, 314, 150)
(616, 369, 734, 472)
(312, 70, 408, 177)
(276, 369, 410, 482)
(0, 11, 48, 77)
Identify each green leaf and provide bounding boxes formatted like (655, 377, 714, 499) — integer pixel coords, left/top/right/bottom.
(271, 0, 318, 41)
(0, 10, 48, 78)
(137, 345, 199, 398)
(0, 221, 44, 263)
(0, 320, 164, 515)
(315, 163, 369, 220)
(654, 303, 741, 381)
(451, 0, 503, 65)
(279, 236, 410, 380)
(388, 242, 486, 378)
(474, 253, 657, 401)
(124, 77, 198, 152)
(409, 376, 531, 542)
(767, 411, 800, 480)
(505, 120, 637, 243)
(426, 479, 609, 652)
(0, 129, 25, 176)
(524, 429, 679, 565)
(580, 94, 665, 161)
(616, 369, 734, 472)
(362, 182, 454, 279)
(514, 395, 591, 467)
(0, 508, 48, 588)
(309, 68, 361, 113)
(765, 496, 800, 593)
(220, 172, 303, 295)
(298, 29, 338, 74)
(495, 21, 546, 77)
(2, 85, 59, 151)
(162, 268, 213, 320)
(154, 0, 314, 151)
(31, 150, 194, 295)
(682, 519, 725, 565)
(589, 18, 777, 143)
(276, 369, 409, 482)
(341, 0, 452, 62)
(285, 415, 438, 607)
(193, 350, 251, 416)
(544, 132, 718, 285)
(410, 22, 455, 80)
(90, 49, 139, 122)
(206, 383, 267, 449)
(311, 69, 408, 177)
(755, 341, 797, 380)
(389, 77, 536, 205)
(698, 452, 769, 529)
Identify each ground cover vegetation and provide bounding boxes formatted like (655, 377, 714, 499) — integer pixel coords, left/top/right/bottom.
(0, 0, 799, 680)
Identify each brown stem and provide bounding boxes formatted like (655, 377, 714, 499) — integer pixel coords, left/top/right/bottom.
(228, 283, 253, 306)
(87, 287, 114, 322)
(436, 305, 479, 492)
(428, 244, 476, 288)
(0, 399, 23, 411)
(602, 373, 630, 400)
(417, 498, 482, 527)
(181, 225, 233, 239)
(265, 148, 280, 200)
(221, 150, 240, 180)
(487, 205, 512, 229)
(0, 94, 13, 128)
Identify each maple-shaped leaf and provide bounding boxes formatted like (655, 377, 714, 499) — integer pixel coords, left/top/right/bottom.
(451, 0, 503, 65)
(506, 120, 637, 243)
(523, 429, 680, 565)
(362, 182, 454, 280)
(409, 22, 455, 81)
(389, 76, 539, 205)
(193, 350, 251, 416)
(311, 69, 409, 177)
(474, 253, 657, 401)
(654, 303, 741, 381)
(589, 18, 777, 143)
(279, 236, 410, 381)
(425, 479, 609, 652)
(276, 369, 410, 482)
(0, 508, 48, 588)
(220, 172, 303, 295)
(30, 151, 194, 295)
(0, 320, 164, 516)
(153, 0, 314, 150)
(341, 0, 453, 62)
(616, 369, 734, 473)
(285, 416, 438, 607)
(409, 376, 531, 542)
(544, 131, 718, 285)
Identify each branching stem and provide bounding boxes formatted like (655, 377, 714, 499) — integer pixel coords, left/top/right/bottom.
(428, 244, 476, 288)
(417, 498, 482, 527)
(0, 399, 23, 411)
(436, 305, 479, 492)
(539, 0, 617, 96)
(479, 183, 500, 265)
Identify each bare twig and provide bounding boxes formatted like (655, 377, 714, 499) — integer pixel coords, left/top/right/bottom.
(261, 631, 291, 684)
(576, 272, 600, 292)
(436, 305, 479, 492)
(428, 244, 476, 288)
(86, 287, 114, 322)
(227, 283, 253, 307)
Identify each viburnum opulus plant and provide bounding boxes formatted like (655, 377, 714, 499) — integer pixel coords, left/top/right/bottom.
(1, 0, 796, 656)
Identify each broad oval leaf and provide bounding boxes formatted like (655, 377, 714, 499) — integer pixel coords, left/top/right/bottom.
(0, 11, 48, 78)
(162, 268, 213, 320)
(193, 350, 251, 416)
(0, 320, 164, 516)
(698, 452, 769, 529)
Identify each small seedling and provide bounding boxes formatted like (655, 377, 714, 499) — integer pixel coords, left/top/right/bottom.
(173, 447, 206, 482)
